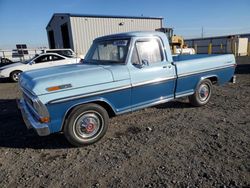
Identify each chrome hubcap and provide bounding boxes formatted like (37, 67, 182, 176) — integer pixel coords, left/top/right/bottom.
(74, 111, 103, 140)
(13, 72, 20, 81)
(199, 84, 210, 101)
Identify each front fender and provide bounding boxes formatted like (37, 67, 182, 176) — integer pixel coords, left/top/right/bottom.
(0, 68, 13, 77)
(45, 83, 131, 133)
(46, 95, 130, 133)
(59, 98, 117, 131)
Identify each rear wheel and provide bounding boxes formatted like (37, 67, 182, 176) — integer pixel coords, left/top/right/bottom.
(189, 79, 212, 107)
(10, 70, 22, 82)
(64, 103, 109, 147)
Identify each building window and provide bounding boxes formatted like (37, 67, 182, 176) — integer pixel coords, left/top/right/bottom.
(61, 23, 70, 48)
(48, 30, 55, 49)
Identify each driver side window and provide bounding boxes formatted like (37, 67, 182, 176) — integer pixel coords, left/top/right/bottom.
(131, 38, 164, 66)
(34, 55, 51, 63)
(52, 55, 64, 61)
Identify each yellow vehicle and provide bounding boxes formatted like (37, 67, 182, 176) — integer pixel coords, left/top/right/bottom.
(156, 27, 195, 54)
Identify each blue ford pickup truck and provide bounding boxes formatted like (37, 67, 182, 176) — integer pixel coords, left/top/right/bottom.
(18, 31, 236, 146)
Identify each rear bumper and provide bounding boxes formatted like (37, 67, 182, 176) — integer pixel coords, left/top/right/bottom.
(230, 75, 236, 83)
(17, 99, 50, 136)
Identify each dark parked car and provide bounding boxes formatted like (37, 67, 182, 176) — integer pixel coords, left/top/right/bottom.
(0, 57, 13, 67)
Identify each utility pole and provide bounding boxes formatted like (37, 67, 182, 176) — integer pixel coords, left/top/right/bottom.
(201, 26, 204, 38)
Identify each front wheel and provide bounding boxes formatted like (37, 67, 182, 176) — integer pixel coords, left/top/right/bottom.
(189, 79, 212, 107)
(64, 103, 109, 147)
(10, 70, 22, 82)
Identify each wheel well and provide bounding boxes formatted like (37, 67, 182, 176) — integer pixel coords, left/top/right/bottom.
(206, 76, 218, 85)
(62, 101, 116, 131)
(94, 101, 116, 117)
(10, 70, 22, 77)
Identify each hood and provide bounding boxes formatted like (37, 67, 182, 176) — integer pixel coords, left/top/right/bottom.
(20, 64, 116, 95)
(0, 62, 24, 69)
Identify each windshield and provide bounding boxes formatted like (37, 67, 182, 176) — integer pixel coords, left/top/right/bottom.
(85, 39, 130, 64)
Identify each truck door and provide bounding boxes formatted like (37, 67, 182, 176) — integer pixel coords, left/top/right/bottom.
(128, 37, 176, 110)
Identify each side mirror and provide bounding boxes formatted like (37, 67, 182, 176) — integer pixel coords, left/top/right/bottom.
(29, 61, 34, 65)
(133, 59, 149, 69)
(142, 59, 149, 66)
(132, 59, 149, 69)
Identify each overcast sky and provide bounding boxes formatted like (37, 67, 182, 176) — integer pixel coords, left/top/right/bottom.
(0, 0, 249, 49)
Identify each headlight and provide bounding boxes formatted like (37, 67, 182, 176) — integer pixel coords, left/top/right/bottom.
(33, 100, 43, 114)
(22, 88, 50, 123)
(33, 99, 50, 123)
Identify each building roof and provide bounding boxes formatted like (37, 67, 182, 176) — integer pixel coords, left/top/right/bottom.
(47, 13, 163, 29)
(185, 33, 250, 41)
(94, 31, 166, 41)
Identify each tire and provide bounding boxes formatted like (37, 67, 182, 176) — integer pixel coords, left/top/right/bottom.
(10, 70, 22, 82)
(64, 103, 109, 147)
(189, 79, 212, 107)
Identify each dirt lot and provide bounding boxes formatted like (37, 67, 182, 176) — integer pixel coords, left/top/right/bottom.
(0, 57, 249, 187)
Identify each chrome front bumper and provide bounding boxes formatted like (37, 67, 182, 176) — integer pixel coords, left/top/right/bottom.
(17, 99, 50, 136)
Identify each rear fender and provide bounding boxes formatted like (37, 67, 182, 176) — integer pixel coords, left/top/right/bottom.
(200, 75, 219, 85)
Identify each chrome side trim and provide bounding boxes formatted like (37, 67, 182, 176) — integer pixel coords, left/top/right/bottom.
(178, 64, 235, 78)
(130, 96, 173, 113)
(49, 84, 131, 104)
(101, 96, 173, 115)
(49, 77, 176, 104)
(175, 91, 194, 98)
(132, 76, 176, 87)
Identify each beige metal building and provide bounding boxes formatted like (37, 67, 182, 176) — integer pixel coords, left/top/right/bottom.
(46, 13, 163, 56)
(185, 33, 250, 55)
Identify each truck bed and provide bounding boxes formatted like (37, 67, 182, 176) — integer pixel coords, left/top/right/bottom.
(173, 54, 236, 98)
(173, 54, 236, 77)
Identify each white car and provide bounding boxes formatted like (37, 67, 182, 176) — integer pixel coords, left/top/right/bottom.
(42, 49, 76, 58)
(0, 53, 80, 82)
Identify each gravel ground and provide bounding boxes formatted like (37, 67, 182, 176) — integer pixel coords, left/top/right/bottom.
(0, 57, 249, 187)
